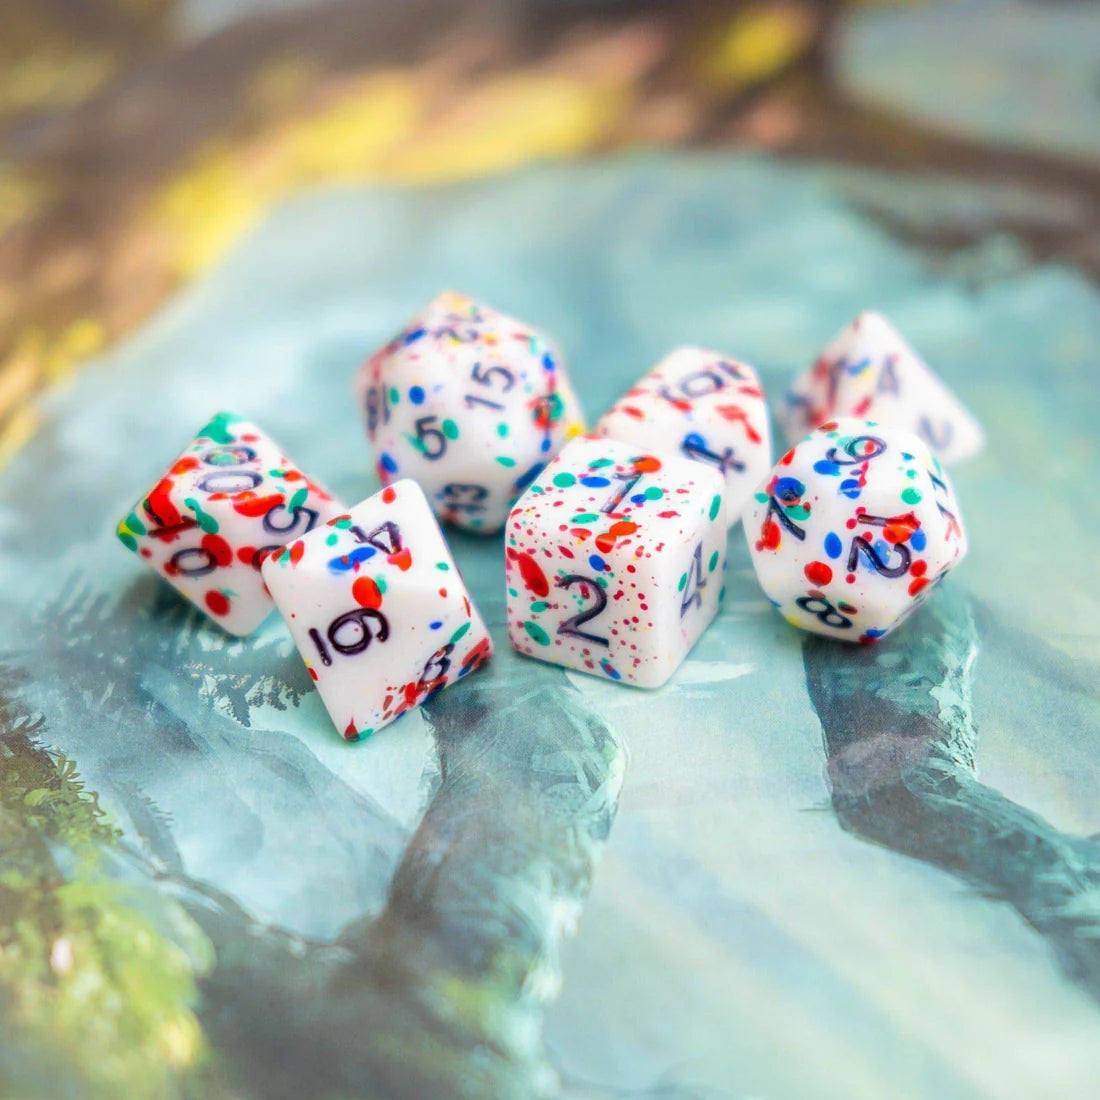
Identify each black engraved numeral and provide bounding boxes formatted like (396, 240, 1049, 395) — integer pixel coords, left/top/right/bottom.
(262, 503, 319, 538)
(311, 608, 390, 666)
(418, 643, 455, 690)
(825, 435, 887, 466)
(601, 471, 641, 514)
(201, 445, 257, 466)
(413, 415, 448, 460)
(195, 469, 264, 494)
(680, 543, 706, 617)
(365, 385, 391, 437)
(557, 574, 609, 647)
(846, 514, 912, 578)
(919, 416, 953, 451)
(765, 496, 806, 541)
(682, 433, 743, 474)
(795, 596, 853, 630)
(440, 483, 489, 513)
(169, 546, 217, 577)
(349, 520, 403, 555)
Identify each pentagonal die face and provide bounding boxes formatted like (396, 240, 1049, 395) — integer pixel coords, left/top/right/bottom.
(745, 418, 967, 642)
(262, 479, 492, 740)
(358, 291, 585, 534)
(596, 346, 771, 528)
(117, 412, 341, 635)
(505, 437, 727, 688)
(780, 311, 984, 464)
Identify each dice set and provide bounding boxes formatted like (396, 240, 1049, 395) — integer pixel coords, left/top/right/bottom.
(117, 296, 982, 739)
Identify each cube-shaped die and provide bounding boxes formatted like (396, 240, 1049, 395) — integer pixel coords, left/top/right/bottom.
(780, 311, 984, 464)
(506, 437, 727, 688)
(358, 291, 585, 534)
(745, 418, 968, 643)
(596, 347, 771, 527)
(116, 412, 342, 635)
(261, 479, 492, 740)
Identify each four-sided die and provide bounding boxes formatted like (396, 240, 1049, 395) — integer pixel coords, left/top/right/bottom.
(358, 290, 585, 535)
(505, 436, 727, 688)
(261, 479, 492, 739)
(596, 346, 771, 527)
(745, 417, 968, 642)
(780, 311, 984, 464)
(116, 412, 342, 635)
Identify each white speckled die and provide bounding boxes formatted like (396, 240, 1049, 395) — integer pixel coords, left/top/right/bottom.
(745, 417, 968, 643)
(595, 346, 772, 527)
(116, 412, 342, 635)
(358, 291, 585, 534)
(780, 312, 984, 464)
(262, 479, 492, 740)
(505, 436, 727, 688)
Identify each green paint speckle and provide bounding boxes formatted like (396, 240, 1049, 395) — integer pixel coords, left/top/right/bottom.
(183, 498, 218, 534)
(436, 562, 450, 571)
(708, 551, 719, 572)
(677, 572, 688, 592)
(442, 419, 459, 440)
(197, 411, 242, 444)
(496, 455, 516, 467)
(709, 494, 721, 520)
(496, 423, 509, 438)
(901, 487, 922, 504)
(375, 576, 388, 594)
(524, 621, 551, 646)
(590, 458, 614, 469)
(553, 472, 577, 488)
(449, 621, 471, 646)
(531, 600, 549, 612)
(644, 486, 663, 501)
(572, 512, 598, 523)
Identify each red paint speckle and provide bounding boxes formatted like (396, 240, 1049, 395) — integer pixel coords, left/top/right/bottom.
(382, 486, 397, 504)
(516, 552, 550, 597)
(205, 591, 230, 616)
(388, 548, 412, 571)
(805, 561, 833, 586)
(352, 576, 383, 609)
(202, 533, 233, 567)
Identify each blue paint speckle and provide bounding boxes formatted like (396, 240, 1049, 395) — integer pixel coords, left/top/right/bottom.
(409, 385, 425, 405)
(429, 620, 443, 630)
(328, 546, 376, 573)
(774, 477, 805, 502)
(380, 452, 398, 474)
(824, 532, 843, 559)
(581, 475, 611, 488)
(588, 554, 608, 572)
(514, 463, 544, 493)
(814, 460, 840, 476)
(911, 529, 927, 551)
